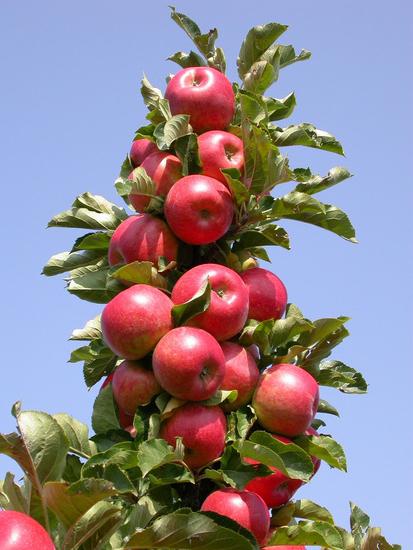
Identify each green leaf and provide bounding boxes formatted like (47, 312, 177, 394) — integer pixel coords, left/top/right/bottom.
(295, 433, 347, 471)
(173, 133, 202, 176)
(237, 90, 267, 125)
(235, 224, 290, 252)
(70, 316, 102, 341)
(200, 389, 238, 407)
(0, 473, 28, 513)
(153, 115, 192, 151)
(226, 406, 257, 443)
(92, 385, 120, 434)
(119, 154, 134, 178)
(53, 414, 96, 458)
(72, 231, 112, 251)
(70, 340, 116, 389)
(362, 527, 401, 550)
(292, 499, 335, 524)
(242, 126, 282, 195)
(350, 501, 370, 548)
(128, 487, 178, 531)
(215, 446, 271, 489)
(168, 50, 206, 69)
(244, 53, 281, 94)
(318, 360, 368, 394)
(110, 261, 152, 284)
(270, 191, 357, 242)
(124, 509, 258, 549)
(42, 249, 105, 276)
(294, 166, 352, 195)
(115, 167, 156, 199)
(172, 278, 211, 326)
(82, 443, 139, 476)
(67, 262, 124, 304)
(149, 463, 195, 486)
(279, 44, 312, 68)
(265, 92, 297, 121)
(271, 123, 344, 155)
(318, 398, 340, 416)
(221, 168, 250, 207)
(137, 438, 183, 478)
(140, 75, 171, 122)
(267, 520, 343, 550)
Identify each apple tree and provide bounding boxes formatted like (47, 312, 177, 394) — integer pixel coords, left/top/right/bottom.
(0, 7, 400, 550)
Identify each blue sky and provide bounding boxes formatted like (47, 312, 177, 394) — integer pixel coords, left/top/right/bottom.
(0, 0, 411, 546)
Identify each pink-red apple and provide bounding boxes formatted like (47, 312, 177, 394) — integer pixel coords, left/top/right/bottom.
(160, 403, 226, 469)
(128, 151, 182, 211)
(164, 67, 235, 133)
(200, 488, 270, 545)
(164, 175, 234, 245)
(263, 546, 306, 550)
(252, 363, 319, 437)
(220, 341, 259, 410)
(130, 138, 158, 167)
(198, 130, 244, 184)
(152, 327, 225, 401)
(0, 511, 55, 550)
(240, 267, 288, 321)
(100, 374, 134, 429)
(171, 263, 249, 341)
(101, 284, 173, 360)
(108, 214, 179, 267)
(112, 360, 161, 415)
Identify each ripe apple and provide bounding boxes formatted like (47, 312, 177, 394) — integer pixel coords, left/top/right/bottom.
(128, 151, 182, 211)
(171, 263, 249, 341)
(200, 488, 270, 545)
(220, 341, 259, 410)
(165, 66, 235, 133)
(160, 403, 226, 469)
(164, 175, 234, 245)
(240, 267, 288, 321)
(0, 511, 55, 550)
(263, 546, 306, 550)
(252, 363, 319, 437)
(112, 360, 161, 415)
(130, 138, 158, 167)
(153, 327, 225, 401)
(100, 374, 134, 429)
(198, 130, 244, 184)
(108, 213, 179, 267)
(101, 284, 173, 360)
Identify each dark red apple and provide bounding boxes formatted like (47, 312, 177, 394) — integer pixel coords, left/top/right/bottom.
(152, 327, 225, 401)
(198, 130, 244, 184)
(112, 360, 161, 415)
(101, 284, 173, 360)
(252, 363, 319, 437)
(220, 341, 259, 410)
(128, 151, 182, 211)
(108, 214, 179, 267)
(0, 511, 55, 550)
(130, 138, 158, 167)
(164, 67, 235, 133)
(200, 488, 270, 545)
(171, 263, 249, 341)
(240, 267, 288, 321)
(164, 175, 234, 245)
(100, 374, 134, 429)
(160, 403, 226, 469)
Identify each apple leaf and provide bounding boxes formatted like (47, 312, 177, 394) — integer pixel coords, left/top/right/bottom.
(350, 501, 371, 548)
(149, 463, 195, 487)
(168, 50, 206, 69)
(221, 168, 250, 208)
(279, 44, 312, 68)
(69, 339, 116, 389)
(292, 499, 335, 524)
(243, 52, 281, 95)
(92, 385, 120, 434)
(67, 261, 124, 304)
(267, 519, 344, 550)
(172, 278, 211, 326)
(318, 398, 340, 417)
(0, 472, 29, 513)
(362, 528, 401, 550)
(82, 442, 140, 477)
(200, 389, 238, 407)
(72, 231, 112, 251)
(42, 249, 105, 276)
(234, 223, 290, 252)
(154, 114, 192, 151)
(52, 414, 97, 458)
(70, 316, 102, 341)
(136, 438, 186, 478)
(110, 260, 167, 289)
(271, 123, 344, 155)
(214, 446, 272, 489)
(173, 133, 202, 176)
(115, 166, 157, 200)
(265, 92, 297, 121)
(140, 75, 171, 122)
(318, 360, 368, 394)
(124, 509, 258, 549)
(294, 433, 347, 471)
(293, 166, 352, 195)
(226, 406, 257, 443)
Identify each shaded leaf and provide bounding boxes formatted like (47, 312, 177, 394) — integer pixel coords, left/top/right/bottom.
(92, 385, 120, 434)
(271, 123, 344, 155)
(42, 249, 105, 276)
(295, 433, 347, 471)
(267, 519, 343, 549)
(172, 279, 211, 326)
(154, 115, 192, 151)
(318, 360, 368, 394)
(168, 50, 206, 69)
(52, 414, 97, 457)
(70, 316, 102, 341)
(294, 166, 352, 195)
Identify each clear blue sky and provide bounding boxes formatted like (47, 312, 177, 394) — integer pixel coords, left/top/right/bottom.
(0, 1, 411, 546)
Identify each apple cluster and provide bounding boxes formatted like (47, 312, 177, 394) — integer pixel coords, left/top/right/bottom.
(99, 67, 321, 547)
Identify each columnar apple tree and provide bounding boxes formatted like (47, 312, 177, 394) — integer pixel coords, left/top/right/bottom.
(0, 7, 400, 550)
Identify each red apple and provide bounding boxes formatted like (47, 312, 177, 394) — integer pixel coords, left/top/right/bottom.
(130, 138, 158, 167)
(128, 151, 182, 211)
(164, 175, 234, 245)
(220, 341, 259, 410)
(263, 546, 306, 550)
(200, 488, 270, 545)
(240, 267, 288, 321)
(112, 360, 161, 415)
(101, 284, 173, 360)
(198, 130, 244, 184)
(165, 67, 235, 133)
(160, 403, 226, 469)
(100, 374, 134, 429)
(108, 214, 179, 267)
(252, 364, 319, 437)
(171, 263, 249, 341)
(0, 511, 55, 550)
(153, 327, 225, 401)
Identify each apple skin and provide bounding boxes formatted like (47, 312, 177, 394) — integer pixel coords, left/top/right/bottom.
(112, 360, 161, 415)
(130, 138, 158, 167)
(128, 151, 182, 211)
(171, 263, 249, 341)
(200, 488, 270, 545)
(252, 363, 319, 437)
(263, 546, 306, 550)
(152, 327, 225, 401)
(0, 511, 55, 550)
(108, 214, 179, 267)
(164, 175, 234, 245)
(165, 67, 235, 133)
(160, 403, 226, 469)
(198, 131, 244, 184)
(101, 284, 173, 360)
(240, 267, 288, 321)
(220, 341, 259, 410)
